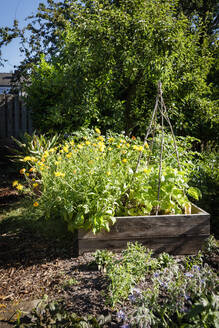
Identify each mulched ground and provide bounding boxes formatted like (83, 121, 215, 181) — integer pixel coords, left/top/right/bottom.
(0, 172, 120, 327)
(0, 169, 218, 327)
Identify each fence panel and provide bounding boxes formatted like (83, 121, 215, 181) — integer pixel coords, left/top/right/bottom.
(0, 94, 33, 142)
(0, 95, 6, 138)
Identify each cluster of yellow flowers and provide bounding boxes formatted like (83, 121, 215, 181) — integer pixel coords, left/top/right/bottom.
(13, 128, 150, 210)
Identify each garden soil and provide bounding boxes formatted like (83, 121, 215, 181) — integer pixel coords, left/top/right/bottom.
(0, 165, 218, 327)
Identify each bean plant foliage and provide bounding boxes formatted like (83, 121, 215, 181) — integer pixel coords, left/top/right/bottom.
(13, 128, 201, 234)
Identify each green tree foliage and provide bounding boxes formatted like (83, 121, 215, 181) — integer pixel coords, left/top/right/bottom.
(0, 0, 218, 143)
(24, 0, 218, 142)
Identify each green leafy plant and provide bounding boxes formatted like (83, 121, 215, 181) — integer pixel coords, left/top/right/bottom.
(9, 132, 60, 164)
(13, 298, 111, 328)
(94, 249, 114, 272)
(13, 129, 202, 233)
(103, 243, 219, 327)
(94, 243, 154, 307)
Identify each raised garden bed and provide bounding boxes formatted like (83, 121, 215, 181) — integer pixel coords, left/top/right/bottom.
(74, 204, 210, 256)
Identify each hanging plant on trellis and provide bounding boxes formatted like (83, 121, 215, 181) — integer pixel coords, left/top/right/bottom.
(117, 81, 202, 217)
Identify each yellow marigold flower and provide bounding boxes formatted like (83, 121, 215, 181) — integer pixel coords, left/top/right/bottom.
(77, 144, 83, 149)
(54, 171, 65, 177)
(41, 157, 45, 162)
(66, 152, 72, 159)
(63, 146, 69, 153)
(73, 169, 77, 174)
(33, 183, 39, 188)
(106, 171, 111, 176)
(12, 180, 19, 187)
(29, 167, 36, 173)
(85, 141, 91, 145)
(97, 136, 104, 141)
(16, 184, 23, 190)
(108, 147, 112, 151)
(133, 145, 138, 150)
(145, 142, 149, 149)
(117, 145, 121, 149)
(33, 201, 39, 207)
(32, 178, 36, 181)
(70, 140, 74, 146)
(23, 156, 33, 162)
(122, 150, 127, 154)
(122, 158, 127, 163)
(26, 173, 30, 177)
(108, 137, 114, 143)
(131, 136, 136, 140)
(44, 151, 49, 157)
(120, 139, 126, 143)
(126, 143, 130, 148)
(95, 128, 101, 134)
(138, 146, 144, 151)
(93, 143, 97, 147)
(20, 168, 26, 174)
(144, 168, 151, 174)
(49, 148, 55, 153)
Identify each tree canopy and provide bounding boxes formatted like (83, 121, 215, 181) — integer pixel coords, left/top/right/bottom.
(0, 0, 218, 143)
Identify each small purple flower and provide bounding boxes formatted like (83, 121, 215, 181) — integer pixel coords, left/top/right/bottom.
(128, 294, 136, 302)
(132, 288, 141, 295)
(192, 265, 200, 271)
(154, 272, 159, 278)
(117, 310, 125, 321)
(184, 272, 194, 278)
(158, 280, 168, 288)
(121, 325, 130, 328)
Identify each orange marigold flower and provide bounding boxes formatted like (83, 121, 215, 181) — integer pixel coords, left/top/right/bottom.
(33, 201, 39, 207)
(20, 168, 26, 174)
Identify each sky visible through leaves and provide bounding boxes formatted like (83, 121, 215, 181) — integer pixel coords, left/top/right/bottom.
(0, 0, 48, 72)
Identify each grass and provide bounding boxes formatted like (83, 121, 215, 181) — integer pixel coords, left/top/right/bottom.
(0, 198, 73, 245)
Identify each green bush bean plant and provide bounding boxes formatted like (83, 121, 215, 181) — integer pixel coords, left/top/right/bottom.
(13, 129, 201, 233)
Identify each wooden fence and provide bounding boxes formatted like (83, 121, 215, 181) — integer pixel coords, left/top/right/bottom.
(0, 94, 33, 143)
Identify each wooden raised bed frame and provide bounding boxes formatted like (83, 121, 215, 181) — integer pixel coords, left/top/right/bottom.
(73, 204, 210, 256)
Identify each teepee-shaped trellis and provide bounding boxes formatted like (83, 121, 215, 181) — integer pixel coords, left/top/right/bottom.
(132, 81, 182, 215)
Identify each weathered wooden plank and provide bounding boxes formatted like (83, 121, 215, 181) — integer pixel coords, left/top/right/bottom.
(6, 95, 14, 137)
(13, 95, 20, 138)
(78, 215, 210, 240)
(21, 102, 27, 134)
(76, 204, 210, 256)
(78, 235, 210, 256)
(0, 96, 6, 138)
